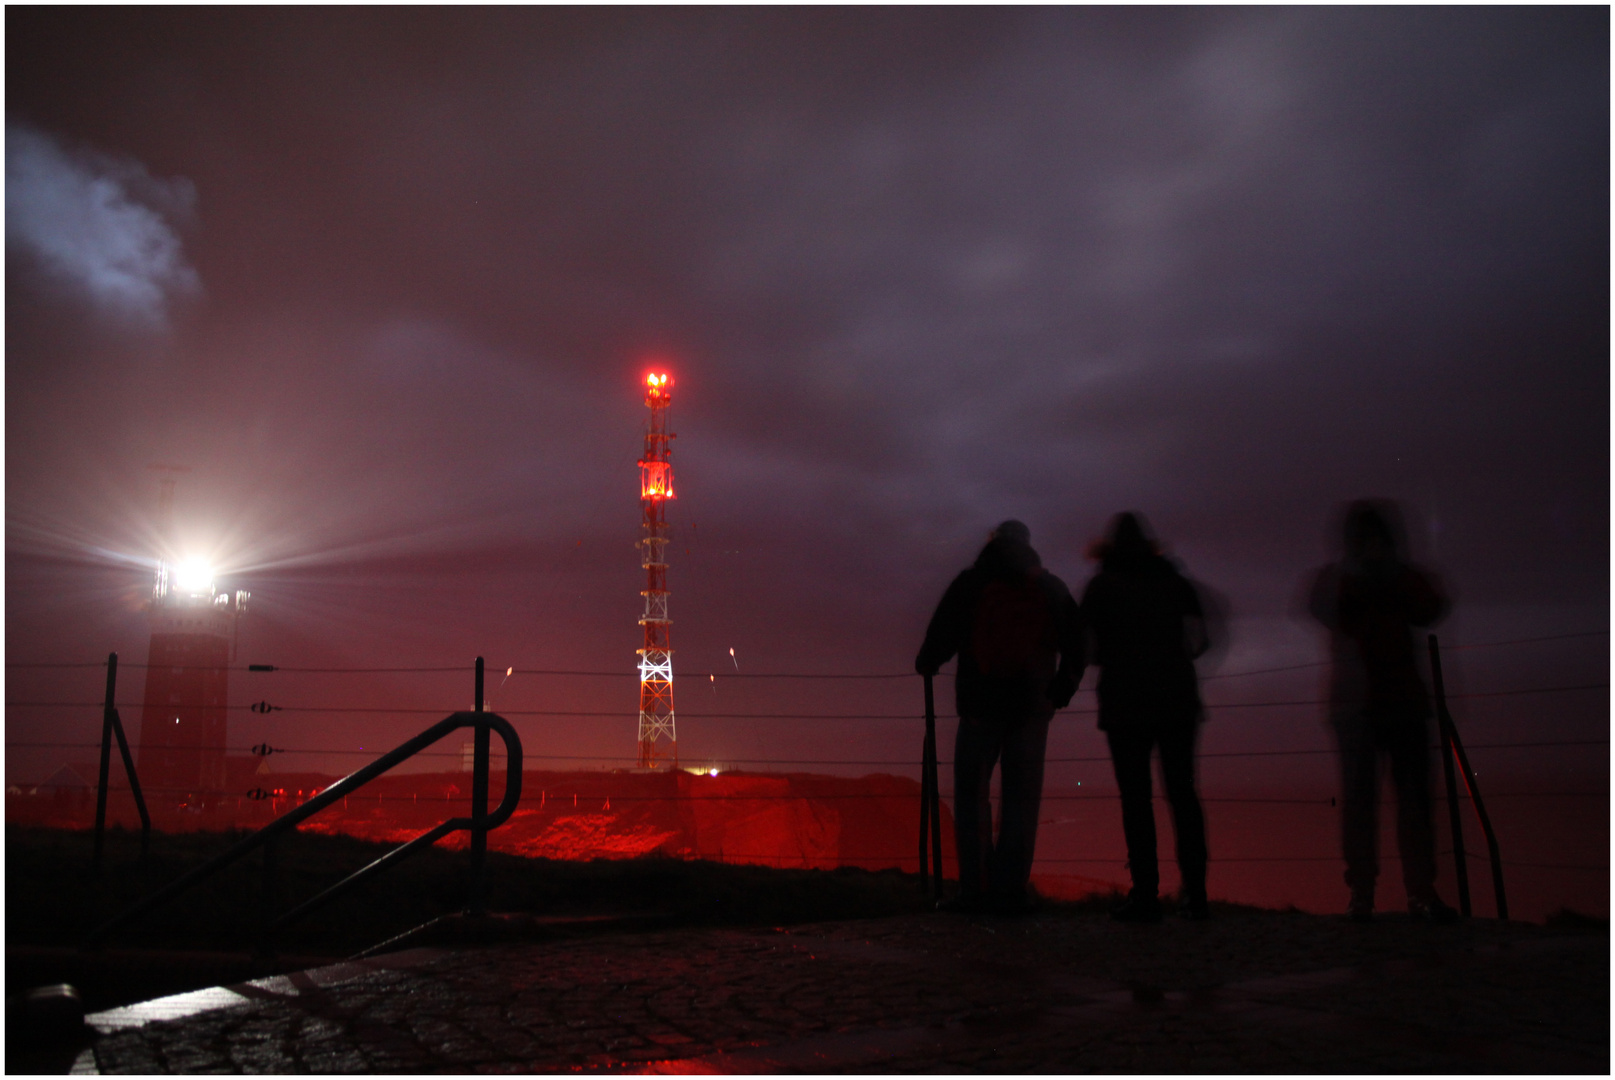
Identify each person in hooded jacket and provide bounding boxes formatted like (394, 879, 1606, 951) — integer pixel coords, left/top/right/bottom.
(1307, 499, 1457, 923)
(916, 520, 1083, 914)
(1082, 512, 1210, 922)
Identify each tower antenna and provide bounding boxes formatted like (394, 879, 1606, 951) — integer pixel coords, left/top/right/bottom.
(636, 371, 677, 768)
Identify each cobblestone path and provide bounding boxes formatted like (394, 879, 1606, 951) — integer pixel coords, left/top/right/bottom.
(79, 906, 1607, 1073)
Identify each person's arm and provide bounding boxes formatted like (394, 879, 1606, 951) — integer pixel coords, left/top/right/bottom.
(1402, 565, 1450, 628)
(1048, 583, 1084, 708)
(915, 571, 973, 676)
(1306, 565, 1341, 629)
(1077, 575, 1103, 675)
(1180, 573, 1209, 660)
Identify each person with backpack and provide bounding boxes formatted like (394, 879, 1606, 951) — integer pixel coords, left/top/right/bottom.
(915, 520, 1083, 915)
(1082, 512, 1211, 922)
(1307, 499, 1457, 924)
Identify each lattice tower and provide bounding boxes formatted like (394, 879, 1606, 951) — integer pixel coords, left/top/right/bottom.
(636, 372, 677, 768)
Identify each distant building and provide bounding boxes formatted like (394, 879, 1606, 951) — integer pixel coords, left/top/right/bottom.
(40, 763, 91, 811)
(136, 559, 247, 804)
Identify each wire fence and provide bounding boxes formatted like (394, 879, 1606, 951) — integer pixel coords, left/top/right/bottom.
(8, 628, 1606, 676)
(6, 629, 1608, 882)
(14, 781, 1606, 806)
(6, 738, 1609, 763)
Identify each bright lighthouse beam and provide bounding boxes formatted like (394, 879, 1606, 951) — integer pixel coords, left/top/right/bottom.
(173, 556, 214, 595)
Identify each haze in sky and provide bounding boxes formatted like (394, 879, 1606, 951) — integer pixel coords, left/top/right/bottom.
(5, 9, 1607, 915)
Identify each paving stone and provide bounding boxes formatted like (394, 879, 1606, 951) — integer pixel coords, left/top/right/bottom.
(76, 910, 1607, 1073)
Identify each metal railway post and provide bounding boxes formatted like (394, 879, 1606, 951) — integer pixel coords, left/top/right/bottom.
(468, 657, 490, 917)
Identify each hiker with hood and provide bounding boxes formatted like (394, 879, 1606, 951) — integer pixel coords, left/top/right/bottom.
(1082, 512, 1210, 922)
(1307, 499, 1457, 923)
(916, 520, 1083, 914)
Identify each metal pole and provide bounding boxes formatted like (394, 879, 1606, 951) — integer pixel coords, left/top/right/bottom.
(1428, 635, 1471, 917)
(919, 674, 933, 891)
(1446, 725, 1509, 921)
(94, 653, 117, 869)
(468, 657, 489, 917)
(109, 709, 152, 855)
(928, 724, 943, 902)
(922, 673, 943, 901)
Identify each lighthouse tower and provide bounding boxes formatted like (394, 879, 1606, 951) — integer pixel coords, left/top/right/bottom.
(137, 554, 247, 803)
(636, 372, 677, 768)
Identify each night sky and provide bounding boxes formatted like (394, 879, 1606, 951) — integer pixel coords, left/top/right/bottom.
(6, 9, 1608, 904)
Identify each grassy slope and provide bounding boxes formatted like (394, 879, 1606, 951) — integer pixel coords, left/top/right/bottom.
(7, 824, 933, 956)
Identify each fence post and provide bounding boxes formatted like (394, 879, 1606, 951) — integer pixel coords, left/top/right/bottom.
(1430, 634, 1508, 920)
(1444, 718, 1510, 921)
(467, 657, 489, 917)
(919, 674, 933, 891)
(1428, 635, 1471, 917)
(928, 703, 942, 901)
(94, 653, 118, 870)
(1448, 732, 1509, 920)
(109, 707, 152, 857)
(920, 673, 942, 902)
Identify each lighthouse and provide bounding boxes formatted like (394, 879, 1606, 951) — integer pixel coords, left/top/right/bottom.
(136, 557, 247, 804)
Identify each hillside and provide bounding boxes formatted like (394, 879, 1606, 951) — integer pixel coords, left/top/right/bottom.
(10, 766, 956, 874)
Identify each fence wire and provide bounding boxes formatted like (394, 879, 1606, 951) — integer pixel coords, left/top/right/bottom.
(8, 629, 1608, 885)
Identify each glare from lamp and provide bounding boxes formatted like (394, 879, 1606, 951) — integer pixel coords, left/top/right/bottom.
(174, 557, 214, 595)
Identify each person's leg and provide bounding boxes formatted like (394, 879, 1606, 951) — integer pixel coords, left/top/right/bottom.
(1386, 715, 1440, 905)
(1157, 721, 1208, 912)
(1334, 712, 1380, 915)
(989, 712, 1052, 907)
(1106, 726, 1159, 901)
(952, 716, 1001, 904)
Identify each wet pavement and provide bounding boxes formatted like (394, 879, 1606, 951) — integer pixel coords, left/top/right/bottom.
(69, 905, 1608, 1073)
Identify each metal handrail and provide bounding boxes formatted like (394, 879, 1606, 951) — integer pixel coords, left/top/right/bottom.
(88, 707, 523, 948)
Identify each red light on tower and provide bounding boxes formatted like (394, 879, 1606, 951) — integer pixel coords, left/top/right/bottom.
(636, 371, 677, 768)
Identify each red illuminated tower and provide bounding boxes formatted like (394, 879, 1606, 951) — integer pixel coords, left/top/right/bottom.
(636, 372, 677, 768)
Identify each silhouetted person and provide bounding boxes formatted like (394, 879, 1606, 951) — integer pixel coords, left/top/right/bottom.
(1308, 499, 1457, 923)
(916, 520, 1083, 914)
(1082, 512, 1210, 922)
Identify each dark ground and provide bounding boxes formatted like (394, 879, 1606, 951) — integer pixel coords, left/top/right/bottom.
(29, 906, 1615, 1074)
(8, 825, 1608, 1074)
(6, 824, 934, 1007)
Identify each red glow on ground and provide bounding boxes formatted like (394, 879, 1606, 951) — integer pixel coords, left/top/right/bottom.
(13, 767, 1603, 920)
(12, 768, 955, 874)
